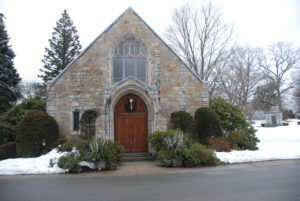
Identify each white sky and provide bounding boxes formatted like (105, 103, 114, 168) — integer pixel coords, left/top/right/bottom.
(1, 0, 300, 81)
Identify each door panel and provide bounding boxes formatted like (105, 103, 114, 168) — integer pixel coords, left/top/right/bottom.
(114, 94, 148, 152)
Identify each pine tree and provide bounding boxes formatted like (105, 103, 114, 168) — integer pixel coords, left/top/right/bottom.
(0, 13, 21, 114)
(39, 10, 82, 82)
(252, 82, 277, 111)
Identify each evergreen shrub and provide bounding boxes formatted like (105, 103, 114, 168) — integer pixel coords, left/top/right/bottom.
(0, 97, 46, 144)
(0, 122, 13, 145)
(194, 107, 222, 144)
(170, 111, 194, 135)
(0, 142, 16, 160)
(210, 98, 259, 150)
(16, 110, 59, 157)
(80, 109, 98, 138)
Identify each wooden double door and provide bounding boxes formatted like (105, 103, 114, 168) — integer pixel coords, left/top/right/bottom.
(114, 94, 148, 152)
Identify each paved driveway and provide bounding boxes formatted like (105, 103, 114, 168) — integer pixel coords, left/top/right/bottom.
(0, 160, 299, 201)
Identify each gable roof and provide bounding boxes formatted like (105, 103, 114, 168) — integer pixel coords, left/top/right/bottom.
(48, 7, 207, 85)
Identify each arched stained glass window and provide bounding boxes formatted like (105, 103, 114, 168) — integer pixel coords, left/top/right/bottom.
(113, 39, 147, 83)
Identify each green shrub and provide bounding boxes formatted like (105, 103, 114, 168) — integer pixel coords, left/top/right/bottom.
(59, 139, 90, 152)
(0, 97, 46, 143)
(210, 98, 259, 150)
(0, 122, 14, 145)
(227, 131, 243, 150)
(236, 126, 259, 150)
(150, 130, 218, 167)
(57, 138, 123, 173)
(57, 152, 83, 173)
(170, 111, 194, 135)
(184, 143, 219, 167)
(155, 130, 191, 167)
(194, 107, 222, 144)
(148, 130, 168, 152)
(16, 110, 59, 157)
(80, 109, 98, 138)
(207, 137, 230, 152)
(0, 142, 17, 160)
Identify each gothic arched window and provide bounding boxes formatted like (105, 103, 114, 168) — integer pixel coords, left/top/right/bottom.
(113, 39, 147, 83)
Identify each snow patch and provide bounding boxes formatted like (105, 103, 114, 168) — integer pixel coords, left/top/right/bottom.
(78, 161, 96, 169)
(0, 149, 67, 175)
(216, 119, 300, 163)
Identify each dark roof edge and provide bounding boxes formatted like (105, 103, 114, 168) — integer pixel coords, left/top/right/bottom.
(48, 7, 207, 86)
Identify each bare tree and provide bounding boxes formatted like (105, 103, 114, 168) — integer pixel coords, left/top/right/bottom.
(218, 46, 262, 115)
(20, 80, 47, 100)
(294, 71, 300, 113)
(165, 2, 235, 97)
(258, 41, 300, 111)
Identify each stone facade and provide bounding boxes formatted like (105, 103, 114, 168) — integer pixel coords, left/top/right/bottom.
(47, 8, 209, 141)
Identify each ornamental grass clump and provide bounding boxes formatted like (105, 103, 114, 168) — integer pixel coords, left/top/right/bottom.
(149, 130, 219, 167)
(57, 138, 123, 173)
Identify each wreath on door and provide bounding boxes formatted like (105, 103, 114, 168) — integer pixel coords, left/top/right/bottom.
(124, 98, 137, 112)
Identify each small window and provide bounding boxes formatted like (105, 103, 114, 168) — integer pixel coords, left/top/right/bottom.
(73, 110, 80, 131)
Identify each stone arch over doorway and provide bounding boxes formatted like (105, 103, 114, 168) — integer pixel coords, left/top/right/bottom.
(107, 81, 156, 151)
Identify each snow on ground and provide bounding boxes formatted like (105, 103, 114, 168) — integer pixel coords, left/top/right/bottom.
(216, 119, 300, 163)
(0, 149, 67, 175)
(0, 119, 299, 175)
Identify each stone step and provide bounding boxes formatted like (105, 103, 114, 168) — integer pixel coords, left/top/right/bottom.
(121, 152, 155, 162)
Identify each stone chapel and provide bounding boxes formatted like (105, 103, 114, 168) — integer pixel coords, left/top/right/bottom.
(46, 7, 209, 152)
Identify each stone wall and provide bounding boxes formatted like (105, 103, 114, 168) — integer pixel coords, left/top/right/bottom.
(47, 9, 209, 139)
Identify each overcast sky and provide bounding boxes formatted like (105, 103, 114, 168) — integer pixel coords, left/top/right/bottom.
(1, 0, 300, 81)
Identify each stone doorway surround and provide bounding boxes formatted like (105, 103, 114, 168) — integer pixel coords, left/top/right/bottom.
(102, 79, 163, 151)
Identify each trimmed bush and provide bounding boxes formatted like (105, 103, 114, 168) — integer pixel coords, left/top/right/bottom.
(210, 98, 259, 150)
(150, 130, 219, 167)
(184, 143, 219, 167)
(80, 109, 98, 138)
(194, 107, 222, 144)
(0, 142, 17, 160)
(170, 111, 194, 135)
(0, 97, 46, 144)
(207, 137, 230, 152)
(16, 110, 59, 157)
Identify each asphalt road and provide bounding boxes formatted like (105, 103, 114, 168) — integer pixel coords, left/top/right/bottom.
(0, 160, 300, 201)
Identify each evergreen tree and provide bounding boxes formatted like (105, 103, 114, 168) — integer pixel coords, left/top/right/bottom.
(39, 10, 82, 82)
(252, 82, 277, 111)
(0, 13, 21, 114)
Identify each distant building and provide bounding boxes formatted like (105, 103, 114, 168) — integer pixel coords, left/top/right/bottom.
(264, 105, 282, 126)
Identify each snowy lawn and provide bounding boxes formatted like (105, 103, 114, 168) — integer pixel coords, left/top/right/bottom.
(0, 149, 67, 175)
(216, 119, 300, 163)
